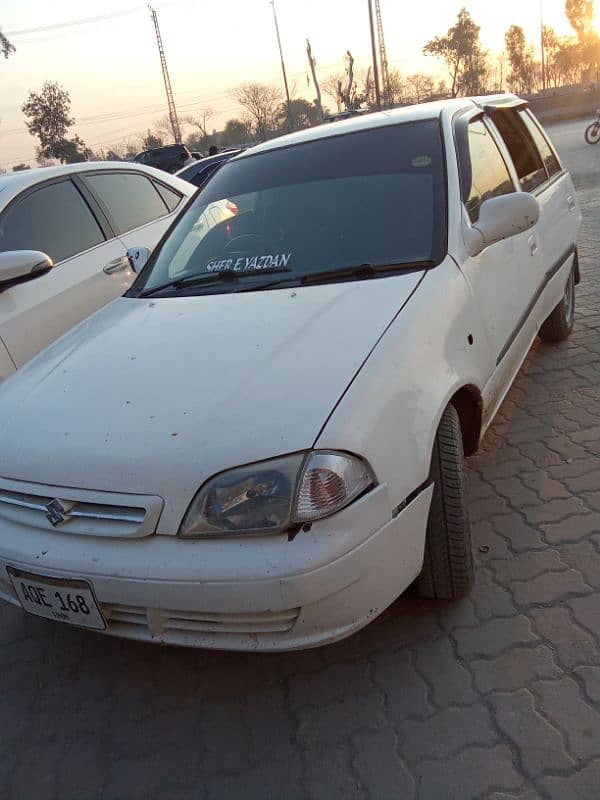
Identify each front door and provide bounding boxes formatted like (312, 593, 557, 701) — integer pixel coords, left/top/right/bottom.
(455, 117, 544, 413)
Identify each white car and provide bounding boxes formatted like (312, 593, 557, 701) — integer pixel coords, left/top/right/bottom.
(0, 95, 581, 651)
(0, 162, 194, 382)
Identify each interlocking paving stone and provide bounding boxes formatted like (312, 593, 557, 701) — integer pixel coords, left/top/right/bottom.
(489, 689, 574, 776)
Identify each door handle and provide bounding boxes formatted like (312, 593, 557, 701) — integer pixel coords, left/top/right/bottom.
(528, 235, 538, 256)
(103, 256, 130, 275)
(567, 195, 576, 212)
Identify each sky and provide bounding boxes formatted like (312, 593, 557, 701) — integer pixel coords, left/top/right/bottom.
(0, 0, 582, 168)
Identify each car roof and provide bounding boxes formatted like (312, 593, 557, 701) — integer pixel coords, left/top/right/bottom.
(238, 94, 524, 159)
(0, 161, 195, 207)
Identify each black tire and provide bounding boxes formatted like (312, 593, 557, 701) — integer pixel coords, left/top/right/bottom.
(585, 122, 600, 145)
(416, 404, 474, 600)
(539, 266, 575, 343)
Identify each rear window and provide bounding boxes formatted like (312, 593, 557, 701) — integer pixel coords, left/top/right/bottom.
(84, 172, 168, 233)
(139, 120, 446, 293)
(153, 181, 182, 212)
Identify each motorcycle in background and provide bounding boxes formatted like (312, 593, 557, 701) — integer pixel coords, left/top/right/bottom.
(585, 109, 600, 144)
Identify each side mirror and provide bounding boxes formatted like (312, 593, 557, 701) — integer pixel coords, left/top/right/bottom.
(127, 247, 151, 273)
(0, 250, 53, 288)
(464, 193, 540, 257)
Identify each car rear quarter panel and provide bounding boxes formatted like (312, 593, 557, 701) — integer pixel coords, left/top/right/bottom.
(314, 256, 491, 514)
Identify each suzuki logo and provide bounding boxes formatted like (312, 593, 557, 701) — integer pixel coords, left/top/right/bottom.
(45, 499, 71, 527)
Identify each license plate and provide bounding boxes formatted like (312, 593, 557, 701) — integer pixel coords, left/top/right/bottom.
(7, 567, 106, 630)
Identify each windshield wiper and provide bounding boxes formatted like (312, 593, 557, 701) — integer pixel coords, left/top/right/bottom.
(244, 260, 435, 292)
(138, 267, 292, 298)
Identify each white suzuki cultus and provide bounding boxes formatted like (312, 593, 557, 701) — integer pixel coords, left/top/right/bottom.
(0, 95, 581, 650)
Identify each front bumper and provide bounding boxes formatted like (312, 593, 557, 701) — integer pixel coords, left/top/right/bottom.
(0, 484, 432, 651)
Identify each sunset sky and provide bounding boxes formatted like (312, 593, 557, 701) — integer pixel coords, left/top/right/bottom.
(0, 0, 581, 168)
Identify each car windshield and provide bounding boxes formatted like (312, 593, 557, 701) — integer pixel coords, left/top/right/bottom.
(133, 119, 446, 296)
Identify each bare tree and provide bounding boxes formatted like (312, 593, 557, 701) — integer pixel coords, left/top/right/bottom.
(386, 70, 406, 105)
(322, 73, 345, 112)
(184, 107, 214, 140)
(152, 114, 175, 142)
(231, 83, 282, 141)
(406, 73, 434, 103)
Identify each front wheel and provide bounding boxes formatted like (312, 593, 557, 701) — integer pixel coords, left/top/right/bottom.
(539, 266, 575, 342)
(585, 122, 600, 144)
(416, 404, 474, 600)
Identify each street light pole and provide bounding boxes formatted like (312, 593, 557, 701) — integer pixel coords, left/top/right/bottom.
(270, 0, 293, 132)
(367, 0, 381, 110)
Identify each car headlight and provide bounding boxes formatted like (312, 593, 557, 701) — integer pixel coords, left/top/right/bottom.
(178, 450, 376, 538)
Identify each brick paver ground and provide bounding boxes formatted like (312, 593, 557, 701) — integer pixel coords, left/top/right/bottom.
(2, 120, 600, 799)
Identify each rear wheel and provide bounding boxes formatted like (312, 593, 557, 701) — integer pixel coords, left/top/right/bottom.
(417, 404, 474, 600)
(585, 122, 600, 145)
(539, 266, 575, 343)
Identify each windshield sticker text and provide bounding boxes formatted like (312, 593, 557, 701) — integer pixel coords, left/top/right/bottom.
(206, 253, 292, 273)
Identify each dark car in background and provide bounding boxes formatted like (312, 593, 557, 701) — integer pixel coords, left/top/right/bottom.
(134, 144, 193, 174)
(175, 149, 243, 190)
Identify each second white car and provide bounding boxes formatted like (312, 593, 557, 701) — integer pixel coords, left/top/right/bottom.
(0, 162, 194, 383)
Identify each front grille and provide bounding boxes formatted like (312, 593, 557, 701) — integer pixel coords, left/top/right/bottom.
(0, 479, 163, 538)
(103, 603, 300, 637)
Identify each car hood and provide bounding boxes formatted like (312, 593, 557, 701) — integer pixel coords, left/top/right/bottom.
(0, 274, 423, 531)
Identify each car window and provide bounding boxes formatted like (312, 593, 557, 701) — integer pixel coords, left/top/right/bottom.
(83, 172, 169, 233)
(464, 119, 514, 223)
(137, 119, 447, 295)
(191, 163, 220, 189)
(518, 110, 561, 177)
(490, 110, 547, 192)
(0, 179, 105, 264)
(153, 181, 182, 212)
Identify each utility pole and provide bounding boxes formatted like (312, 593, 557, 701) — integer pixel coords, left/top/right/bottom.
(540, 0, 546, 91)
(270, 0, 293, 132)
(148, 5, 182, 143)
(374, 0, 390, 106)
(306, 39, 324, 122)
(367, 0, 381, 111)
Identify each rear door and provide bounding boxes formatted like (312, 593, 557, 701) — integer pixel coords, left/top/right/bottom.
(488, 107, 579, 323)
(0, 178, 127, 367)
(81, 171, 184, 253)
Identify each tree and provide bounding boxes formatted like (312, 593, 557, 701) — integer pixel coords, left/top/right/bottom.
(22, 81, 91, 163)
(184, 107, 216, 153)
(220, 118, 253, 147)
(1, 27, 15, 60)
(565, 0, 595, 41)
(12, 163, 30, 171)
(423, 7, 488, 97)
(277, 98, 321, 131)
(386, 69, 406, 105)
(505, 25, 537, 94)
(231, 83, 282, 141)
(406, 73, 434, 103)
(104, 149, 122, 161)
(54, 136, 92, 164)
(142, 130, 163, 150)
(565, 0, 600, 72)
(322, 73, 345, 112)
